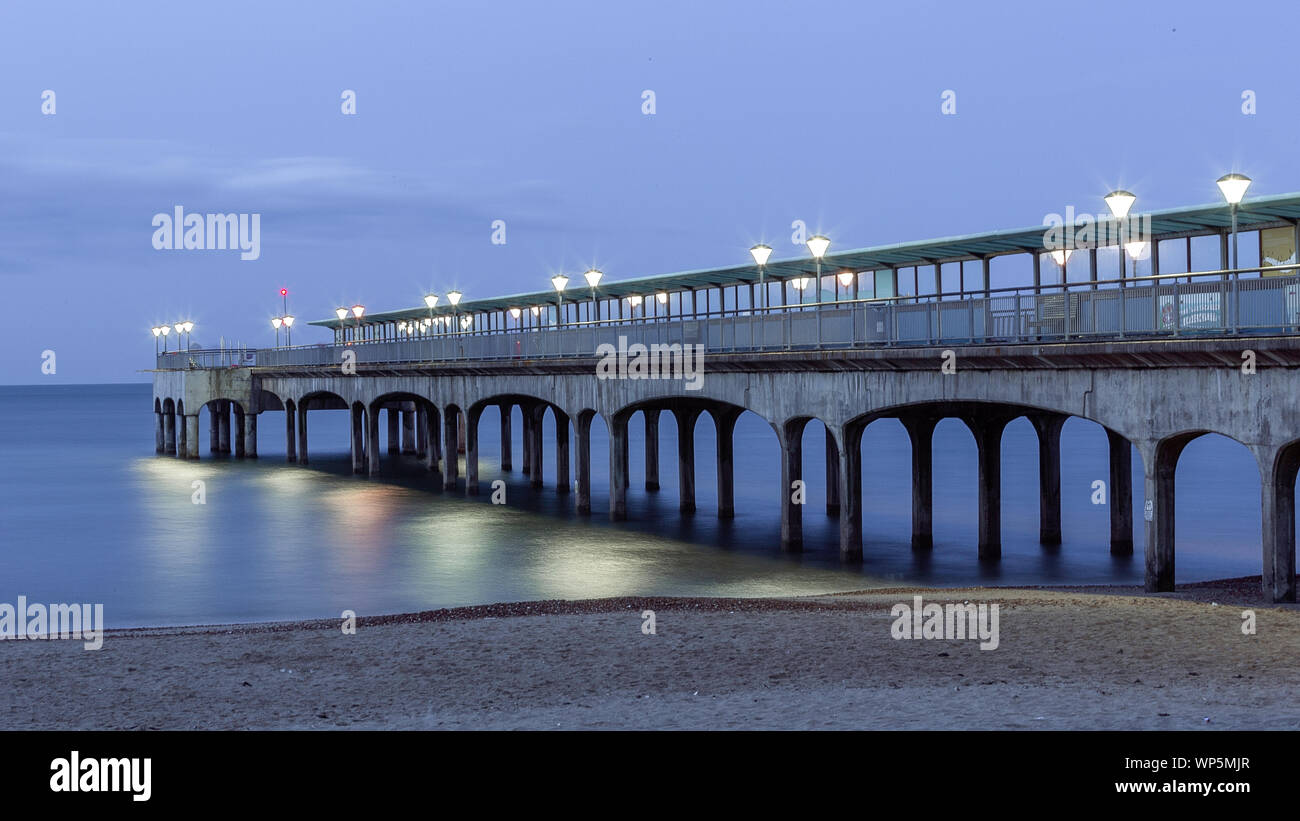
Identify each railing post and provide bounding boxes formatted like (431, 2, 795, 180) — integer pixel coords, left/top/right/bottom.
(1172, 279, 1180, 336)
(1118, 283, 1126, 339)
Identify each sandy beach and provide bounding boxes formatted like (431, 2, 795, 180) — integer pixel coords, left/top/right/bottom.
(2, 577, 1297, 730)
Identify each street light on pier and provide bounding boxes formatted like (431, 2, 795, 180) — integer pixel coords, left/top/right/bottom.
(351, 304, 365, 342)
(151, 326, 163, 354)
(281, 315, 294, 346)
(446, 290, 462, 336)
(750, 243, 773, 309)
(584, 269, 602, 323)
(1216, 173, 1252, 272)
(1104, 190, 1137, 282)
(271, 316, 283, 346)
(159, 324, 170, 352)
(550, 275, 568, 328)
(806, 235, 830, 306)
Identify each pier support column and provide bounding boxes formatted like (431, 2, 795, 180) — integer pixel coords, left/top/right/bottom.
(296, 402, 309, 465)
(209, 404, 221, 454)
(178, 407, 188, 458)
(500, 404, 512, 471)
(465, 407, 481, 495)
(902, 415, 937, 550)
(576, 413, 592, 515)
(402, 408, 416, 455)
(555, 411, 570, 494)
(1030, 412, 1066, 545)
(285, 403, 296, 463)
(521, 408, 533, 477)
(529, 406, 545, 489)
(351, 405, 366, 473)
(367, 405, 381, 476)
(779, 419, 808, 552)
(608, 414, 629, 520)
(154, 409, 164, 454)
(1143, 439, 1183, 593)
(218, 402, 231, 454)
(837, 425, 864, 560)
(162, 409, 174, 455)
(387, 408, 399, 454)
(1260, 444, 1299, 603)
(644, 409, 661, 491)
(425, 406, 440, 473)
(714, 408, 741, 519)
(416, 405, 428, 458)
(1107, 429, 1134, 555)
(675, 407, 701, 513)
(964, 414, 1010, 560)
(825, 428, 840, 516)
(244, 412, 258, 459)
(184, 415, 200, 459)
(234, 407, 246, 458)
(443, 408, 459, 490)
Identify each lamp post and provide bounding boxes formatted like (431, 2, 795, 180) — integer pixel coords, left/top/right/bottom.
(836, 271, 855, 301)
(334, 308, 349, 343)
(656, 291, 669, 321)
(584, 269, 602, 323)
(550, 275, 568, 328)
(1104, 190, 1137, 283)
(1050, 249, 1073, 285)
(424, 293, 439, 333)
(271, 317, 283, 346)
(152, 326, 162, 354)
(159, 324, 170, 352)
(281, 315, 294, 346)
(627, 294, 643, 321)
(806, 235, 830, 308)
(351, 304, 365, 342)
(1216, 173, 1252, 272)
(446, 290, 462, 336)
(750, 243, 773, 310)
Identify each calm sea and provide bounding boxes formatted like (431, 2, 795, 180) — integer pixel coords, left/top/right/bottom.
(0, 384, 1267, 627)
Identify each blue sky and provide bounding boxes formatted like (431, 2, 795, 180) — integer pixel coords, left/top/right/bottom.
(0, 0, 1293, 382)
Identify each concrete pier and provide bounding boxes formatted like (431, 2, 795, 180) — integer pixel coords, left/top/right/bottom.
(779, 419, 807, 552)
(443, 409, 459, 489)
(575, 413, 592, 514)
(218, 401, 231, 455)
(644, 409, 660, 491)
(1030, 413, 1065, 545)
(387, 409, 399, 454)
(529, 406, 544, 489)
(965, 414, 1009, 560)
(1107, 429, 1133, 555)
(674, 407, 700, 513)
(402, 409, 416, 455)
(837, 425, 864, 560)
(285, 402, 296, 463)
(296, 403, 309, 465)
(825, 428, 840, 516)
(465, 407, 481, 495)
(555, 410, 570, 494)
(351, 405, 366, 473)
(714, 408, 741, 518)
(903, 415, 937, 550)
(500, 405, 512, 471)
(163, 408, 176, 455)
(609, 414, 629, 521)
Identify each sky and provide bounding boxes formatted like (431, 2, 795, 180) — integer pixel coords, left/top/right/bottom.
(0, 0, 1294, 383)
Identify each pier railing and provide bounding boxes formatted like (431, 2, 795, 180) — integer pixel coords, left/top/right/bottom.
(156, 266, 1300, 370)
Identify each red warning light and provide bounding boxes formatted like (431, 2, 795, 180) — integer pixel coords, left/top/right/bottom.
(280, 288, 288, 296)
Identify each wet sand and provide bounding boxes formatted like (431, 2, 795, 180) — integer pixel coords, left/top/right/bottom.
(2, 578, 1296, 730)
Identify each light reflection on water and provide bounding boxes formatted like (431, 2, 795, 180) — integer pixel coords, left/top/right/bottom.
(0, 385, 1268, 627)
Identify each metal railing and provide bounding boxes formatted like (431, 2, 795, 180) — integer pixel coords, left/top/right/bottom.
(155, 266, 1300, 370)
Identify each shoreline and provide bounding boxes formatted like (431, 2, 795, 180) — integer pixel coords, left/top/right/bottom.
(103, 574, 1284, 637)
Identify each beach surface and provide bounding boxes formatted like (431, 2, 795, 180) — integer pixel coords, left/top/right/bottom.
(3, 578, 1297, 730)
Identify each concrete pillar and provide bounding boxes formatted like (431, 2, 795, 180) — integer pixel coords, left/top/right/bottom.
(416, 405, 428, 458)
(555, 411, 570, 494)
(521, 408, 533, 476)
(425, 407, 440, 472)
(609, 414, 629, 520)
(1260, 445, 1298, 603)
(576, 414, 592, 515)
(296, 403, 309, 465)
(825, 428, 840, 516)
(367, 406, 381, 476)
(714, 409, 741, 518)
(184, 415, 200, 459)
(157, 410, 167, 454)
(1107, 429, 1133, 555)
(209, 405, 221, 454)
(218, 402, 231, 454)
(234, 407, 246, 458)
(443, 408, 459, 490)
(178, 407, 188, 458)
(780, 420, 807, 552)
(500, 404, 512, 471)
(644, 409, 661, 490)
(965, 415, 1009, 560)
(837, 425, 864, 560)
(1143, 439, 1181, 593)
(675, 407, 701, 513)
(902, 416, 938, 550)
(164, 409, 176, 455)
(351, 405, 366, 473)
(285, 404, 297, 463)
(387, 408, 399, 454)
(402, 409, 416, 454)
(465, 408, 481, 495)
(244, 412, 258, 458)
(530, 406, 545, 489)
(1030, 413, 1066, 545)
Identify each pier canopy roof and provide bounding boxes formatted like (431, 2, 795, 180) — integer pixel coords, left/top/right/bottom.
(309, 192, 1300, 328)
